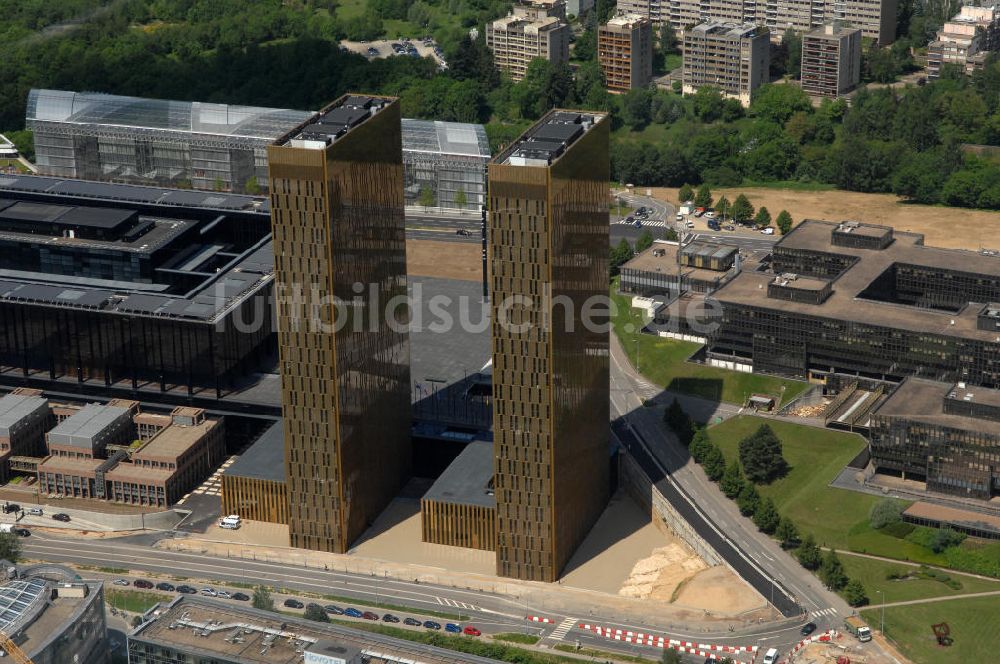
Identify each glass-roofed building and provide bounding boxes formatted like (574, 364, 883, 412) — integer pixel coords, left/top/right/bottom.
(27, 89, 315, 194)
(401, 118, 490, 211)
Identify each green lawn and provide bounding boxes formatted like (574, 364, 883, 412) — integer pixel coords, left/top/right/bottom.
(611, 286, 809, 407)
(0, 159, 27, 173)
(839, 555, 1000, 604)
(336, 0, 367, 21)
(106, 589, 163, 614)
(862, 596, 1000, 664)
(738, 180, 836, 192)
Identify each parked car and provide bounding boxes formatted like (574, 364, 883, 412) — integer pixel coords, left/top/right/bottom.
(445, 623, 462, 634)
(14, 528, 29, 537)
(133, 579, 153, 589)
(456, 229, 471, 236)
(51, 513, 71, 522)
(155, 582, 175, 592)
(27, 507, 43, 516)
(344, 608, 363, 618)
(685, 221, 695, 228)
(362, 611, 379, 621)
(176, 585, 197, 594)
(404, 617, 422, 626)
(675, 213, 684, 221)
(325, 605, 344, 615)
(112, 579, 130, 586)
(762, 648, 780, 664)
(423, 621, 441, 630)
(306, 603, 325, 614)
(2, 503, 19, 514)
(801, 622, 817, 636)
(232, 592, 250, 601)
(463, 626, 481, 636)
(761, 226, 775, 235)
(724, 224, 735, 231)
(382, 614, 400, 623)
(200, 588, 217, 597)
(624, 216, 634, 223)
(283, 599, 304, 609)
(217, 590, 232, 599)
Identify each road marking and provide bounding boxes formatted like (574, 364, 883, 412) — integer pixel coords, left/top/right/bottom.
(615, 219, 666, 228)
(811, 608, 837, 618)
(549, 617, 576, 640)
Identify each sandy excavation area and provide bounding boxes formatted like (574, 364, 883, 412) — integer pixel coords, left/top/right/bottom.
(619, 543, 765, 614)
(650, 186, 1000, 251)
(407, 239, 481, 281)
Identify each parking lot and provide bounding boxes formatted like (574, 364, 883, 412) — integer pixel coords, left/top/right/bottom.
(341, 38, 446, 68)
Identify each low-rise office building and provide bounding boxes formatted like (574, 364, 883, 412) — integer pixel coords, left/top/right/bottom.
(487, 0, 570, 81)
(927, 5, 1000, 79)
(682, 22, 770, 106)
(801, 24, 863, 98)
(869, 378, 1000, 498)
(0, 389, 52, 482)
(0, 565, 108, 664)
(598, 14, 654, 93)
(44, 401, 137, 460)
(420, 439, 496, 551)
(221, 421, 289, 525)
(620, 240, 740, 297)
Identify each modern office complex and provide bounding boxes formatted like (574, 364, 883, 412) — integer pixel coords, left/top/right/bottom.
(27, 89, 314, 193)
(221, 421, 289, 524)
(598, 14, 654, 93)
(401, 119, 491, 211)
(1, 565, 108, 664)
(801, 24, 863, 98)
(0, 176, 275, 397)
(927, 5, 1000, 79)
(0, 389, 52, 482)
(620, 240, 740, 297)
(869, 378, 1000, 498)
(267, 95, 411, 553)
(682, 22, 770, 106)
(486, 0, 571, 81)
(707, 220, 1000, 387)
(617, 0, 896, 43)
(488, 110, 610, 581)
(129, 595, 502, 664)
(420, 439, 497, 551)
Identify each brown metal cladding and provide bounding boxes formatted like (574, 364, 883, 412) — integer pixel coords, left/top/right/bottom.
(421, 499, 497, 551)
(488, 112, 611, 582)
(221, 475, 290, 525)
(267, 96, 412, 554)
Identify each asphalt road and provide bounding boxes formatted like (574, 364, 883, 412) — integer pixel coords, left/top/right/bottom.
(406, 214, 481, 243)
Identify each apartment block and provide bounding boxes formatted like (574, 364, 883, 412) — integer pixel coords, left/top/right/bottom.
(801, 24, 862, 98)
(489, 110, 610, 582)
(267, 95, 412, 554)
(486, 0, 570, 81)
(598, 14, 654, 92)
(682, 22, 770, 106)
(927, 5, 1000, 79)
(616, 0, 896, 44)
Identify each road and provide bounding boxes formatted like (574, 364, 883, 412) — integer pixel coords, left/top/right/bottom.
(23, 528, 813, 663)
(406, 212, 481, 243)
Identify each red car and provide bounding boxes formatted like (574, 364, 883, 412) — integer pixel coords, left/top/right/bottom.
(133, 579, 153, 589)
(463, 626, 481, 637)
(362, 611, 379, 621)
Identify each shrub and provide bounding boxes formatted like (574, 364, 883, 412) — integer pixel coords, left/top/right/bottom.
(906, 526, 966, 553)
(881, 521, 916, 539)
(844, 579, 869, 607)
(869, 499, 903, 529)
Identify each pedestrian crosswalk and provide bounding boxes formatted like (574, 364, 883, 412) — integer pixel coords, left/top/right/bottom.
(615, 219, 667, 228)
(436, 596, 482, 611)
(176, 456, 236, 504)
(812, 607, 838, 618)
(549, 617, 577, 640)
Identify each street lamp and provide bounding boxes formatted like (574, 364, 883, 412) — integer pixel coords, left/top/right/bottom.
(876, 589, 885, 635)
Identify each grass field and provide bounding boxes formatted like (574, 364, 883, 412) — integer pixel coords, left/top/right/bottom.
(839, 555, 1000, 604)
(106, 589, 163, 614)
(862, 596, 1000, 664)
(649, 185, 1000, 251)
(611, 286, 809, 406)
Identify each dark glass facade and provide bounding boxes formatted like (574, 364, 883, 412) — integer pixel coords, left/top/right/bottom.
(489, 111, 610, 582)
(268, 96, 411, 553)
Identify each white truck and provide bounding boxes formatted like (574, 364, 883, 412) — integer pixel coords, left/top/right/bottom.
(0, 524, 12, 534)
(844, 616, 872, 642)
(679, 204, 692, 216)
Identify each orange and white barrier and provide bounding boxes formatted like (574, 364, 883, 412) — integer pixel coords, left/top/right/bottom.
(783, 630, 839, 662)
(577, 623, 758, 659)
(525, 615, 553, 624)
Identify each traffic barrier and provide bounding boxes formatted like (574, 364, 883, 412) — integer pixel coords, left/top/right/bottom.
(526, 616, 553, 624)
(783, 629, 839, 662)
(577, 624, 758, 657)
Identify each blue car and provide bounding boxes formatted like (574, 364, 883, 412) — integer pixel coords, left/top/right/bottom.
(424, 620, 441, 630)
(344, 608, 363, 618)
(445, 623, 462, 634)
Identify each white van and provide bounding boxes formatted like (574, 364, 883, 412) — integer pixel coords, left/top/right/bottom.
(219, 514, 242, 529)
(762, 648, 779, 664)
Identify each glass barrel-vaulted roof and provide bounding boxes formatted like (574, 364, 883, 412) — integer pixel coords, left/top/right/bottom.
(27, 89, 316, 141)
(0, 578, 49, 635)
(401, 118, 491, 158)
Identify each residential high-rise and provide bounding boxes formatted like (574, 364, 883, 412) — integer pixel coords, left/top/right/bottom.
(616, 0, 896, 44)
(267, 95, 412, 553)
(682, 22, 770, 107)
(486, 0, 570, 82)
(801, 24, 863, 98)
(598, 14, 654, 93)
(488, 110, 610, 582)
(927, 5, 1000, 79)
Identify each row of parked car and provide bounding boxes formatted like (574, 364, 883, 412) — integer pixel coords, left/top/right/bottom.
(282, 599, 482, 636)
(113, 578, 251, 601)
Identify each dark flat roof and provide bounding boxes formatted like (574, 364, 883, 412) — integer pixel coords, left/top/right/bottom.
(422, 439, 495, 508)
(496, 109, 607, 165)
(874, 378, 1000, 436)
(224, 421, 285, 482)
(283, 95, 393, 146)
(712, 219, 1000, 341)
